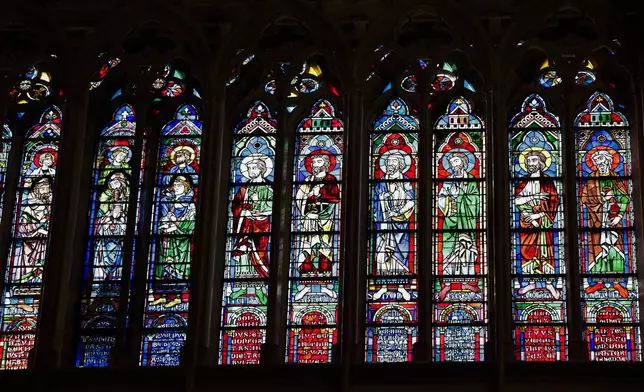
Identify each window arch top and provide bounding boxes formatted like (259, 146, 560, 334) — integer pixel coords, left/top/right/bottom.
(435, 96, 484, 129)
(26, 106, 63, 139)
(510, 94, 560, 129)
(234, 102, 276, 135)
(100, 104, 136, 137)
(574, 92, 628, 127)
(161, 105, 202, 136)
(373, 98, 419, 131)
(297, 99, 343, 132)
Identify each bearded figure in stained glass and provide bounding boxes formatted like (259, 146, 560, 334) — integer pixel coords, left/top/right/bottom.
(294, 151, 340, 276)
(230, 155, 272, 304)
(16, 176, 53, 285)
(374, 151, 415, 274)
(163, 145, 198, 186)
(581, 149, 629, 273)
(514, 149, 561, 298)
(151, 175, 196, 308)
(436, 151, 480, 301)
(92, 172, 130, 281)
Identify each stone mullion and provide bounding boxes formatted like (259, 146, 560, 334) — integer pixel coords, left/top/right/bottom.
(124, 86, 157, 367)
(195, 87, 227, 366)
(563, 89, 585, 362)
(111, 81, 151, 366)
(180, 84, 219, 392)
(35, 71, 91, 369)
(417, 90, 432, 361)
(262, 78, 290, 364)
(339, 88, 364, 369)
(490, 85, 510, 392)
(59, 83, 102, 367)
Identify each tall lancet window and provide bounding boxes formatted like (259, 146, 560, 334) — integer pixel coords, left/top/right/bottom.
(286, 99, 344, 363)
(220, 102, 277, 365)
(77, 103, 141, 367)
(509, 94, 567, 361)
(366, 98, 419, 363)
(141, 104, 202, 366)
(0, 65, 62, 370)
(1, 108, 62, 369)
(433, 97, 487, 362)
(575, 92, 641, 361)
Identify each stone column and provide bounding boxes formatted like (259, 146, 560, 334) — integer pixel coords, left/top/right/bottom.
(35, 58, 92, 369)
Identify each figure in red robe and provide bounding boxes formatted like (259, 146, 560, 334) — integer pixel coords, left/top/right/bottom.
(514, 150, 561, 298)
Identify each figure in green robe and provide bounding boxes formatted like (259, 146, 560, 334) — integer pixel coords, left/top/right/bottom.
(436, 152, 481, 301)
(151, 175, 196, 308)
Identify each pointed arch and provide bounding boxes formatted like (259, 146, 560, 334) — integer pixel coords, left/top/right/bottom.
(286, 98, 344, 363)
(219, 101, 277, 365)
(509, 93, 567, 361)
(366, 97, 419, 363)
(140, 102, 203, 367)
(575, 91, 641, 361)
(0, 104, 62, 369)
(76, 103, 143, 368)
(509, 94, 560, 129)
(432, 96, 487, 362)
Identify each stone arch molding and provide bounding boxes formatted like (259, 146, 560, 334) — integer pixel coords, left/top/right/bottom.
(82, 1, 211, 84)
(214, 0, 350, 89)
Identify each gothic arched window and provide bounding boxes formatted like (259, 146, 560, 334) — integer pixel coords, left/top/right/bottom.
(141, 101, 202, 366)
(433, 96, 487, 362)
(286, 98, 344, 364)
(77, 103, 140, 368)
(364, 47, 488, 362)
(575, 92, 641, 361)
(77, 57, 203, 367)
(367, 98, 419, 363)
(220, 101, 277, 365)
(0, 65, 63, 369)
(509, 94, 566, 361)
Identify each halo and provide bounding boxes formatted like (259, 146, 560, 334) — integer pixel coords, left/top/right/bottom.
(304, 149, 337, 174)
(32, 147, 57, 168)
(442, 148, 476, 173)
(170, 145, 196, 165)
(107, 145, 132, 163)
(379, 148, 412, 174)
(585, 146, 619, 172)
(240, 154, 274, 180)
(518, 147, 552, 173)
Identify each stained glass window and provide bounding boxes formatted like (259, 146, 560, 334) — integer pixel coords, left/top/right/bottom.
(433, 97, 487, 362)
(0, 106, 62, 369)
(575, 59, 596, 87)
(285, 99, 343, 364)
(89, 57, 122, 90)
(509, 94, 567, 361)
(219, 102, 277, 365)
(575, 92, 641, 361)
(151, 64, 186, 99)
(9, 66, 52, 105)
(0, 125, 12, 220)
(76, 104, 143, 367)
(140, 104, 201, 366)
(538, 60, 562, 88)
(366, 98, 419, 363)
